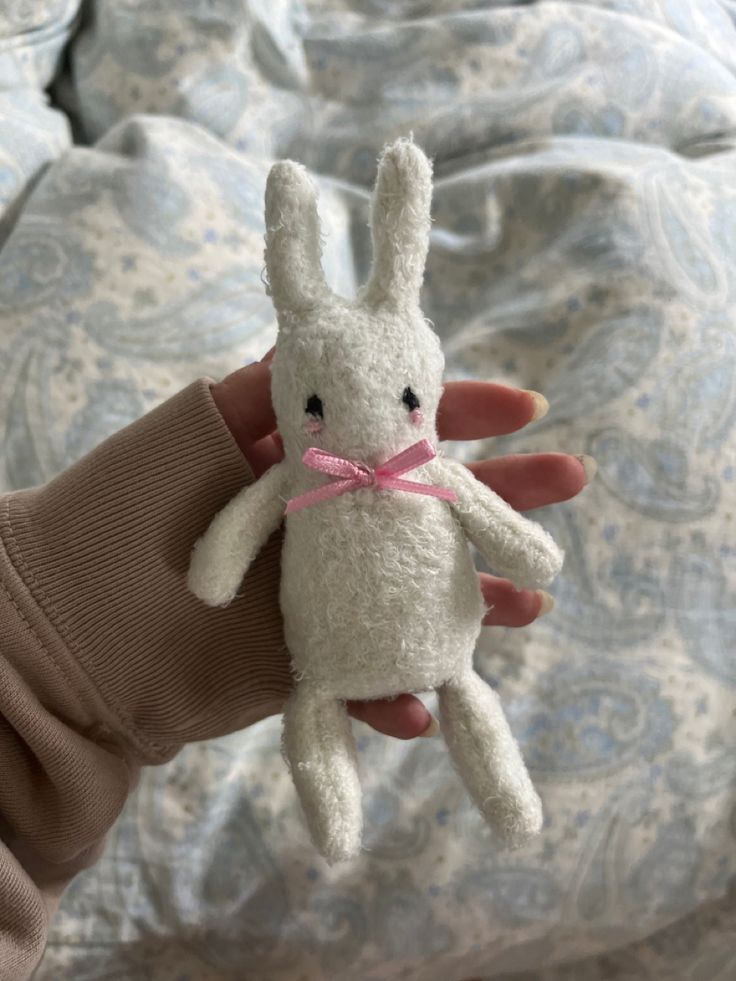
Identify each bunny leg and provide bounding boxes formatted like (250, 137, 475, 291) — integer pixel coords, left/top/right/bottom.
(282, 684, 362, 864)
(438, 671, 543, 847)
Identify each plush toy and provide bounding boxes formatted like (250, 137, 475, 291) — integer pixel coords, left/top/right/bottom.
(188, 138, 564, 864)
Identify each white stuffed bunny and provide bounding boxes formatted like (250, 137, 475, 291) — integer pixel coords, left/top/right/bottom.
(188, 138, 564, 864)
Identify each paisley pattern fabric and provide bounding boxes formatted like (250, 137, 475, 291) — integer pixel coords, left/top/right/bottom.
(0, 1, 734, 978)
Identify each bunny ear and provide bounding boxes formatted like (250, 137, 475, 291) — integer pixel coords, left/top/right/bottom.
(264, 160, 331, 314)
(359, 138, 433, 309)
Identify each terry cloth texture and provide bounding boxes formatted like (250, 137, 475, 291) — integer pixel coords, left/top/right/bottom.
(189, 140, 564, 863)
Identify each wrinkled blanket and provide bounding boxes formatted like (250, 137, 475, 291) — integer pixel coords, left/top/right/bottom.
(1, 1, 735, 978)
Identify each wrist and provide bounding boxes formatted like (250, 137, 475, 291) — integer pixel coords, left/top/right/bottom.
(3, 379, 288, 762)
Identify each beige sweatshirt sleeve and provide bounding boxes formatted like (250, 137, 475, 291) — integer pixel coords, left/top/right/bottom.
(0, 378, 291, 979)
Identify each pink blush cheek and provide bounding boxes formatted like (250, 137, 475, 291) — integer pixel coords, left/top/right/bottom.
(410, 408, 424, 426)
(305, 419, 324, 434)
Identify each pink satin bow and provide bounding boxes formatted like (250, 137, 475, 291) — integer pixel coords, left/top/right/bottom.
(285, 438, 458, 514)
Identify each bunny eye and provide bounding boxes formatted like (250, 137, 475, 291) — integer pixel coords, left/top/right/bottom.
(305, 394, 324, 418)
(401, 386, 420, 412)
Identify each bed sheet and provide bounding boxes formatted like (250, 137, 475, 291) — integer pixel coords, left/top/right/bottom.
(0, 1, 735, 978)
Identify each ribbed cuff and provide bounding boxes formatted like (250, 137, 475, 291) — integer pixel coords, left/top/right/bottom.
(2, 379, 291, 763)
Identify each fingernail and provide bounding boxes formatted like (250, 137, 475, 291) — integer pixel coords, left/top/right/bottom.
(419, 715, 441, 738)
(524, 390, 549, 422)
(577, 454, 598, 484)
(536, 590, 555, 617)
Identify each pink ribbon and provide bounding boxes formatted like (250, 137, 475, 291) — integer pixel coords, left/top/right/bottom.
(285, 438, 458, 514)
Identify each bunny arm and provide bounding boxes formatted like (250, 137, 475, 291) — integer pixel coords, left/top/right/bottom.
(430, 456, 564, 589)
(188, 461, 287, 607)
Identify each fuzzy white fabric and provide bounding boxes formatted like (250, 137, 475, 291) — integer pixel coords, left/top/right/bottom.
(188, 138, 564, 864)
(188, 460, 287, 607)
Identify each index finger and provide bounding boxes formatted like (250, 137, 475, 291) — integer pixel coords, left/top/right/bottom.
(437, 381, 548, 440)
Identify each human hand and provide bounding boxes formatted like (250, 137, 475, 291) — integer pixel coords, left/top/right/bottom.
(211, 348, 594, 740)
